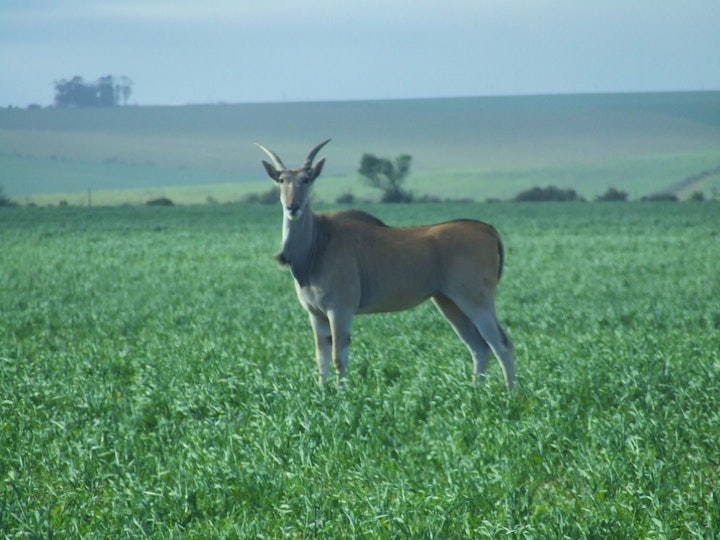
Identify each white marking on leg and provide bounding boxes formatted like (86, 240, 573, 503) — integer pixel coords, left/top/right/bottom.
(471, 341, 492, 386)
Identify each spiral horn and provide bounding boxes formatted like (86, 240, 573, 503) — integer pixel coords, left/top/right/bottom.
(303, 139, 332, 170)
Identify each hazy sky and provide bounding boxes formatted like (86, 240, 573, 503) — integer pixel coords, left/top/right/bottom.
(1, 0, 719, 107)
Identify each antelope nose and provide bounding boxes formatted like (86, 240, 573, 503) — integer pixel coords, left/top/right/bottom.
(286, 203, 301, 219)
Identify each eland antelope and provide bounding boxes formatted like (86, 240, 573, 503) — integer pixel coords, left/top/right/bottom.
(256, 139, 515, 389)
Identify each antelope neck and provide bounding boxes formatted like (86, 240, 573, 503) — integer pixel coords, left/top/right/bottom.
(280, 207, 317, 287)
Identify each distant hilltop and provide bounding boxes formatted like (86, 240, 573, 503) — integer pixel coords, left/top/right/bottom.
(1, 91, 719, 205)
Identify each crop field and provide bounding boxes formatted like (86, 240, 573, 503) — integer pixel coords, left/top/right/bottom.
(2, 91, 720, 205)
(1, 201, 719, 538)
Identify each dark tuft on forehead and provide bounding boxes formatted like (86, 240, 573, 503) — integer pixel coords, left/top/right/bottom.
(281, 169, 312, 182)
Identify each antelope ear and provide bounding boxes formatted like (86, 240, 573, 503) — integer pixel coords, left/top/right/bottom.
(261, 160, 281, 182)
(309, 157, 326, 181)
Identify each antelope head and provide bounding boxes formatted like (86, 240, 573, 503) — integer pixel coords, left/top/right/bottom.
(255, 139, 331, 221)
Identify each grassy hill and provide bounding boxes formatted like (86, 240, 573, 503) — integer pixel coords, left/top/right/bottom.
(1, 92, 719, 205)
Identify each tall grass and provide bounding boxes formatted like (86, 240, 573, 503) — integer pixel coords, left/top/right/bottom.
(1, 202, 719, 537)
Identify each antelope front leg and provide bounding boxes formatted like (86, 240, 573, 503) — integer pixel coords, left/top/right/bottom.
(309, 313, 332, 386)
(328, 310, 353, 387)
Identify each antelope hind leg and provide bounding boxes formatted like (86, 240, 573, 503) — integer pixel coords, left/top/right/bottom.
(471, 310, 515, 390)
(450, 300, 515, 390)
(433, 294, 492, 385)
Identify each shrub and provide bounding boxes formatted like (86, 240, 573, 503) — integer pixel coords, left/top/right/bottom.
(241, 188, 279, 205)
(596, 187, 629, 202)
(0, 186, 17, 207)
(380, 187, 414, 203)
(336, 192, 356, 205)
(513, 185, 582, 202)
(688, 191, 705, 202)
(415, 194, 443, 203)
(146, 197, 174, 206)
(641, 193, 678, 202)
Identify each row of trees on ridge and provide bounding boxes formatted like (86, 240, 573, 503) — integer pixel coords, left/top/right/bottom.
(54, 75, 133, 108)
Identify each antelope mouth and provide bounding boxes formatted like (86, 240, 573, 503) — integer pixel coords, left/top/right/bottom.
(285, 207, 302, 220)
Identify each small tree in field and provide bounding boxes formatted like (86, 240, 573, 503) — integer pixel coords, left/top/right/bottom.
(358, 153, 413, 203)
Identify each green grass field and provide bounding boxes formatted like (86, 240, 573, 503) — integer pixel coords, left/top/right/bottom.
(1, 202, 719, 537)
(2, 91, 720, 205)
